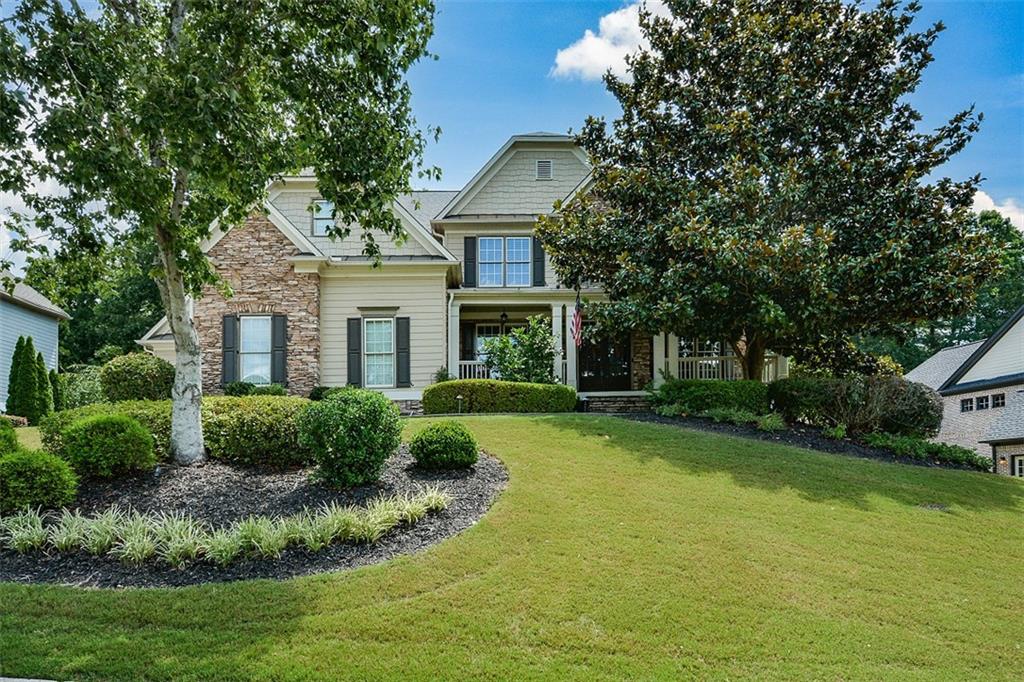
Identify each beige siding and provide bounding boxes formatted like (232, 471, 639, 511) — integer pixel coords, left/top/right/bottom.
(935, 384, 1024, 454)
(444, 225, 559, 289)
(271, 189, 433, 258)
(960, 317, 1024, 383)
(458, 149, 587, 216)
(320, 273, 447, 389)
(144, 340, 177, 365)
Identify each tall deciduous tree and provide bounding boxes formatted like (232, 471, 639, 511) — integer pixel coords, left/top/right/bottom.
(1, 1, 437, 463)
(538, 0, 1000, 379)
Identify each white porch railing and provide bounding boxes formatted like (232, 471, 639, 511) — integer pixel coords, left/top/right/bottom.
(458, 361, 492, 380)
(675, 355, 785, 382)
(458, 359, 570, 383)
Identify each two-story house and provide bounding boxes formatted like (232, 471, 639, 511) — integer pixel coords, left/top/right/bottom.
(139, 132, 787, 411)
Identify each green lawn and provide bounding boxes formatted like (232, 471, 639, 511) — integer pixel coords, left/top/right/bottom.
(2, 415, 1022, 680)
(14, 425, 42, 450)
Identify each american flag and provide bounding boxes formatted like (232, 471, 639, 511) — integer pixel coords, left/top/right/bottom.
(570, 291, 583, 347)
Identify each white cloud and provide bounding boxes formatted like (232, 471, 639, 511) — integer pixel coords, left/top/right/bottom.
(973, 190, 1024, 231)
(551, 0, 668, 81)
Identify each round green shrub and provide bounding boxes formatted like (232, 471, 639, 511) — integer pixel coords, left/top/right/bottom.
(0, 419, 18, 455)
(60, 414, 156, 478)
(251, 384, 286, 396)
(59, 365, 106, 409)
(100, 353, 175, 402)
(203, 396, 314, 467)
(875, 377, 943, 438)
(297, 388, 401, 487)
(410, 420, 478, 470)
(223, 381, 255, 396)
(650, 378, 769, 415)
(0, 449, 78, 513)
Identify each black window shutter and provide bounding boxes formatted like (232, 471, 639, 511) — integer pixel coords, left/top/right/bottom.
(346, 318, 362, 387)
(532, 237, 545, 287)
(460, 322, 475, 361)
(221, 314, 239, 386)
(463, 236, 477, 287)
(271, 314, 288, 386)
(396, 317, 411, 388)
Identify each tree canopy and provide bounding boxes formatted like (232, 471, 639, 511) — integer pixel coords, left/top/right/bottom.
(0, 0, 437, 462)
(537, 0, 1001, 379)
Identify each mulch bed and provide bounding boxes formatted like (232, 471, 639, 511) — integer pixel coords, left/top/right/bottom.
(0, 446, 507, 589)
(621, 413, 983, 472)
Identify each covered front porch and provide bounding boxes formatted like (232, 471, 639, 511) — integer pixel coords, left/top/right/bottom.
(652, 335, 789, 384)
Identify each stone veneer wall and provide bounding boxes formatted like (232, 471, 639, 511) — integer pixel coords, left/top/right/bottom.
(194, 213, 320, 396)
(630, 332, 653, 391)
(935, 383, 1023, 455)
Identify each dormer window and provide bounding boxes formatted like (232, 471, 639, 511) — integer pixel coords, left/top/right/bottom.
(312, 200, 334, 236)
(535, 159, 553, 180)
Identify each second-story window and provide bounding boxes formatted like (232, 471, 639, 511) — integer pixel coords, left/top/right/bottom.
(478, 236, 531, 287)
(312, 200, 334, 236)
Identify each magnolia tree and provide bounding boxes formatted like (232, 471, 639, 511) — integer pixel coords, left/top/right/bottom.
(537, 0, 1001, 379)
(0, 0, 438, 463)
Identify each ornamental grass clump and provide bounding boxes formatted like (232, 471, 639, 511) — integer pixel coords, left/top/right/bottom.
(154, 512, 208, 569)
(2, 508, 47, 552)
(111, 511, 157, 565)
(83, 507, 126, 555)
(48, 509, 89, 551)
(203, 528, 243, 568)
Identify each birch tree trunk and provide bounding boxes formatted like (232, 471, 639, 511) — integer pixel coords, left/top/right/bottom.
(153, 226, 205, 465)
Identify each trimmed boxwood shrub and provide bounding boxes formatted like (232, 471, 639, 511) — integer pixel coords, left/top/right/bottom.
(297, 388, 402, 487)
(224, 381, 255, 396)
(100, 353, 175, 402)
(41, 396, 313, 466)
(0, 419, 18, 455)
(251, 384, 286, 396)
(203, 396, 314, 467)
(59, 364, 106, 409)
(422, 379, 577, 414)
(410, 420, 478, 470)
(0, 449, 78, 513)
(60, 414, 156, 478)
(650, 378, 769, 415)
(768, 376, 832, 424)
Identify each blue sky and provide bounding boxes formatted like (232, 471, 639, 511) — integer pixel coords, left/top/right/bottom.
(410, 0, 1023, 226)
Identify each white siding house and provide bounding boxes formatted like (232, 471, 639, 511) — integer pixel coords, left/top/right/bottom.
(0, 275, 69, 411)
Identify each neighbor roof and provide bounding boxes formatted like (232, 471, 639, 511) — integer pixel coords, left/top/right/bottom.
(396, 190, 459, 225)
(0, 271, 69, 320)
(982, 390, 1024, 444)
(938, 303, 1024, 394)
(904, 340, 984, 390)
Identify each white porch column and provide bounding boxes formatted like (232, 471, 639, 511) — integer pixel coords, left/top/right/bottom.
(551, 303, 564, 383)
(448, 300, 461, 379)
(667, 333, 680, 380)
(566, 309, 578, 389)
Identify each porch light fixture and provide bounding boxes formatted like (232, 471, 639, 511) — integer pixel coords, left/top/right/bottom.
(999, 455, 1007, 466)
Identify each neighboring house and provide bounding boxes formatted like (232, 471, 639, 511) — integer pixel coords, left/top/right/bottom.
(906, 303, 1024, 475)
(140, 132, 788, 411)
(0, 272, 69, 411)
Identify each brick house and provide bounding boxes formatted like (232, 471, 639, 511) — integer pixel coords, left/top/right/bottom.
(139, 133, 788, 411)
(906, 303, 1024, 476)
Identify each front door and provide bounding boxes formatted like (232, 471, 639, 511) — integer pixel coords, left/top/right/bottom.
(578, 332, 631, 392)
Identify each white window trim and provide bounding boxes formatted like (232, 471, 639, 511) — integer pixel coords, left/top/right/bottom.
(363, 317, 396, 389)
(992, 393, 1005, 408)
(312, 200, 334, 236)
(477, 236, 531, 288)
(239, 314, 272, 385)
(960, 398, 974, 413)
(1015, 456, 1024, 478)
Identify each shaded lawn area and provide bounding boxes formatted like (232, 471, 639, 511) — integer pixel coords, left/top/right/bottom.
(14, 426, 41, 450)
(2, 415, 1022, 680)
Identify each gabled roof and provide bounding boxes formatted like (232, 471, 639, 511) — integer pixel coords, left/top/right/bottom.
(0, 271, 70, 320)
(397, 190, 459, 226)
(435, 133, 587, 220)
(938, 303, 1024, 394)
(904, 340, 984, 390)
(981, 389, 1024, 444)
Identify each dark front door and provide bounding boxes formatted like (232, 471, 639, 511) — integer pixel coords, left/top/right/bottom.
(578, 332, 631, 392)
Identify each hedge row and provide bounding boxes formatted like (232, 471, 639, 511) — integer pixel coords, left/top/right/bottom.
(421, 379, 577, 414)
(40, 396, 314, 467)
(649, 378, 769, 415)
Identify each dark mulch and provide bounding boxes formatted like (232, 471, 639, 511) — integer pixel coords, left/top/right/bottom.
(622, 413, 983, 472)
(0, 447, 507, 589)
